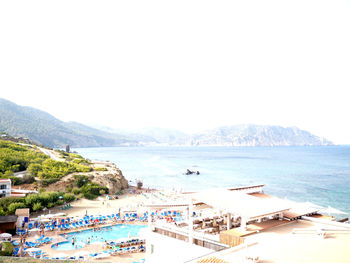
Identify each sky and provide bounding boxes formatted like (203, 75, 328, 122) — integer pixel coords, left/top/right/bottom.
(0, 0, 350, 144)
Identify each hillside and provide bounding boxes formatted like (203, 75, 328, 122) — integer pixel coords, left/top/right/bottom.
(0, 98, 333, 147)
(0, 138, 128, 215)
(0, 98, 134, 148)
(189, 125, 333, 146)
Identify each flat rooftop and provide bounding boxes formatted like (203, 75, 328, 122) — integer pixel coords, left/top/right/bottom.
(198, 220, 350, 263)
(221, 219, 290, 238)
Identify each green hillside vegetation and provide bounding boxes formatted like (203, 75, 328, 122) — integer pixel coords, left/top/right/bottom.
(0, 98, 135, 148)
(0, 139, 107, 215)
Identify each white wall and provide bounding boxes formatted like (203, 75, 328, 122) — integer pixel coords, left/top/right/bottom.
(146, 231, 214, 263)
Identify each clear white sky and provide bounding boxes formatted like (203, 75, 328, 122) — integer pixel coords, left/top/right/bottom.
(1, 0, 350, 144)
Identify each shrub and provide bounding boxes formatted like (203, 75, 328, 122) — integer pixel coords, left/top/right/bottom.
(56, 200, 64, 206)
(4, 170, 13, 177)
(28, 163, 42, 177)
(0, 241, 14, 256)
(32, 202, 43, 211)
(69, 153, 83, 159)
(25, 194, 41, 207)
(21, 174, 35, 184)
(63, 193, 76, 203)
(1, 175, 22, 185)
(39, 188, 46, 194)
(94, 167, 107, 171)
(39, 192, 59, 207)
(83, 192, 97, 200)
(0, 208, 6, 216)
(72, 158, 90, 165)
(7, 202, 26, 214)
(74, 164, 92, 173)
(39, 178, 60, 186)
(74, 175, 89, 188)
(38, 159, 76, 179)
(99, 189, 105, 195)
(72, 188, 81, 195)
(66, 185, 73, 193)
(77, 193, 84, 199)
(47, 202, 55, 208)
(0, 197, 25, 213)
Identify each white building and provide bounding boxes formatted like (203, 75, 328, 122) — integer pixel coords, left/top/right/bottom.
(0, 179, 11, 197)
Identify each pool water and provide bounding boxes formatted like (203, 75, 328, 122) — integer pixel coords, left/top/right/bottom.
(51, 224, 146, 251)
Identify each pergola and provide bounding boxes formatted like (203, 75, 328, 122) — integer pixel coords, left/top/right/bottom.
(145, 187, 291, 246)
(189, 189, 290, 229)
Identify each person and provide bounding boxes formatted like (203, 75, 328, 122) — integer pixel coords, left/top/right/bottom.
(72, 237, 75, 246)
(87, 237, 90, 244)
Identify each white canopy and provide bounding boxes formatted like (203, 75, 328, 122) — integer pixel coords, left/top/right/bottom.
(190, 189, 290, 220)
(0, 233, 12, 238)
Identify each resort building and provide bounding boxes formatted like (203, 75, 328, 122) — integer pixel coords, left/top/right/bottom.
(144, 185, 350, 262)
(0, 178, 11, 197)
(10, 188, 38, 197)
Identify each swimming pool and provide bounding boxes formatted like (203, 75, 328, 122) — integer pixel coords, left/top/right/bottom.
(51, 224, 146, 251)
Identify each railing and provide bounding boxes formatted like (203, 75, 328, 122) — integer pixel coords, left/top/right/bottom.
(152, 222, 229, 251)
(301, 216, 350, 229)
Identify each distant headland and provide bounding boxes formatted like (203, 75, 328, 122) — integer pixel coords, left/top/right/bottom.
(0, 98, 333, 148)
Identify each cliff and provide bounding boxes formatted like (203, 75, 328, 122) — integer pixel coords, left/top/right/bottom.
(45, 161, 129, 194)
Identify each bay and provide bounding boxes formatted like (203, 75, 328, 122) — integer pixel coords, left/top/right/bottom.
(75, 146, 350, 217)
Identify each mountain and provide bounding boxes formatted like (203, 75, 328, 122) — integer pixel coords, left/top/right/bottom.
(189, 125, 333, 146)
(0, 98, 333, 147)
(0, 98, 135, 148)
(96, 125, 332, 146)
(95, 126, 189, 145)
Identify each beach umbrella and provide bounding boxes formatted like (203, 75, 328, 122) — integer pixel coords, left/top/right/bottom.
(0, 233, 12, 238)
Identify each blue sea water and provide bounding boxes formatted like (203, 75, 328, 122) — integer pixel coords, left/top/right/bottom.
(75, 146, 350, 218)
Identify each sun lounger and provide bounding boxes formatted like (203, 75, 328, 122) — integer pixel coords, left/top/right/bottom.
(25, 241, 40, 247)
(35, 235, 45, 242)
(13, 247, 19, 256)
(41, 237, 53, 243)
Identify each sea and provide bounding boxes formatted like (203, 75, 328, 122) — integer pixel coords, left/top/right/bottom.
(74, 146, 350, 219)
